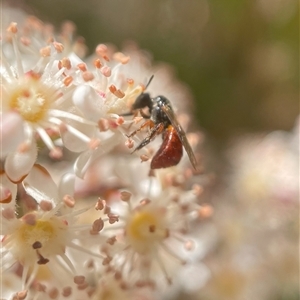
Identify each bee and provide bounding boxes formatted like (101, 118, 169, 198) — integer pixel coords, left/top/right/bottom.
(126, 76, 197, 170)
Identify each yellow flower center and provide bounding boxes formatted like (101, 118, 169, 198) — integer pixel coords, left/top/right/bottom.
(5, 214, 68, 265)
(17, 219, 56, 247)
(127, 211, 158, 240)
(125, 207, 167, 254)
(8, 75, 53, 123)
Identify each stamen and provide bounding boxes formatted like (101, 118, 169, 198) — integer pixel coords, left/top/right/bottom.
(61, 57, 72, 69)
(51, 118, 93, 144)
(7, 22, 24, 76)
(22, 262, 38, 289)
(116, 116, 124, 125)
(127, 78, 134, 86)
(104, 204, 111, 215)
(153, 252, 172, 285)
(40, 46, 51, 57)
(101, 66, 111, 77)
(120, 191, 132, 202)
(192, 184, 204, 196)
(62, 287, 72, 297)
(13, 290, 28, 300)
(198, 204, 214, 218)
(109, 85, 117, 94)
(125, 139, 134, 149)
(88, 139, 101, 150)
(35, 126, 57, 151)
(82, 71, 94, 82)
(2, 208, 15, 219)
(61, 20, 76, 35)
(106, 236, 117, 245)
(74, 275, 85, 285)
(22, 213, 37, 226)
(53, 42, 64, 53)
(48, 255, 74, 277)
(98, 118, 109, 132)
(48, 288, 59, 299)
(63, 76, 73, 86)
(0, 187, 12, 204)
(32, 241, 42, 249)
(35, 282, 46, 292)
(40, 200, 53, 211)
(95, 44, 107, 55)
(59, 253, 77, 274)
(49, 147, 63, 160)
(20, 36, 31, 46)
(102, 256, 113, 265)
(184, 240, 195, 251)
(93, 58, 102, 69)
(160, 242, 186, 265)
(90, 218, 104, 234)
(140, 154, 149, 162)
(7, 22, 18, 34)
(36, 250, 50, 265)
(63, 195, 75, 208)
(68, 242, 105, 259)
(113, 52, 130, 64)
(77, 282, 89, 290)
(77, 63, 87, 72)
(95, 44, 110, 61)
(108, 213, 119, 224)
(114, 89, 125, 99)
(95, 199, 105, 210)
(48, 111, 96, 126)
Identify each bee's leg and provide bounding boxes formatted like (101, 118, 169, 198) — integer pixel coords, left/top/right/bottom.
(126, 120, 153, 138)
(132, 122, 164, 153)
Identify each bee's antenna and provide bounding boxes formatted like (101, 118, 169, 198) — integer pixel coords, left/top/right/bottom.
(144, 75, 154, 91)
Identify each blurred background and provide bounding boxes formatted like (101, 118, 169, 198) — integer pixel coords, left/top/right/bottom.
(3, 0, 299, 145)
(2, 1, 299, 300)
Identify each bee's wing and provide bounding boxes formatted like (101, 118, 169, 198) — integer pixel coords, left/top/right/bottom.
(162, 105, 198, 170)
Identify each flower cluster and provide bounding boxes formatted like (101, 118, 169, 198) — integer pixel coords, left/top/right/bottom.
(198, 120, 299, 300)
(1, 11, 212, 300)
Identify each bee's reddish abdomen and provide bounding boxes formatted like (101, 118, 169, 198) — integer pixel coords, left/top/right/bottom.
(151, 125, 183, 169)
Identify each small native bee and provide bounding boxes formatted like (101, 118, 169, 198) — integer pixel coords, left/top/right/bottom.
(126, 76, 197, 170)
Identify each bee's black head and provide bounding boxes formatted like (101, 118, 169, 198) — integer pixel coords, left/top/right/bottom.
(132, 92, 153, 111)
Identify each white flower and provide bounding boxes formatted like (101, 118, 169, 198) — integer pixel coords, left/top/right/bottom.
(0, 171, 105, 294)
(227, 120, 299, 206)
(1, 21, 98, 182)
(95, 186, 213, 289)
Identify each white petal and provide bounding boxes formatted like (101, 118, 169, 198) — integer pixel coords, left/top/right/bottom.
(58, 172, 76, 199)
(22, 164, 59, 204)
(74, 133, 123, 178)
(61, 130, 88, 152)
(73, 149, 93, 179)
(0, 172, 17, 207)
(5, 143, 37, 183)
(0, 111, 25, 157)
(73, 85, 108, 121)
(179, 263, 211, 292)
(60, 120, 95, 152)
